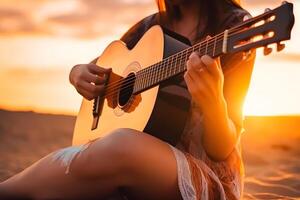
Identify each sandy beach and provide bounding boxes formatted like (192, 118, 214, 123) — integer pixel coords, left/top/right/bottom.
(0, 109, 299, 199)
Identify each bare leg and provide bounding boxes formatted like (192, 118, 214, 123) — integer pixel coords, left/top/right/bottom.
(0, 129, 182, 200)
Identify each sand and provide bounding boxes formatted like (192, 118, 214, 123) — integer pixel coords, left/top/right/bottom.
(241, 116, 300, 199)
(0, 109, 299, 199)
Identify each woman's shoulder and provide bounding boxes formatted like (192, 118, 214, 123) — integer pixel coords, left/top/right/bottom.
(120, 13, 160, 49)
(218, 6, 255, 73)
(219, 6, 252, 31)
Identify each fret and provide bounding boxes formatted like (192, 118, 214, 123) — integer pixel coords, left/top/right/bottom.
(139, 70, 143, 91)
(173, 54, 178, 76)
(222, 30, 229, 53)
(184, 49, 189, 70)
(213, 36, 217, 57)
(184, 50, 188, 70)
(198, 42, 202, 56)
(177, 53, 181, 75)
(164, 56, 169, 81)
(140, 72, 143, 91)
(156, 62, 161, 83)
(136, 71, 140, 92)
(188, 47, 193, 57)
(170, 55, 173, 76)
(161, 61, 165, 82)
(150, 65, 155, 86)
(157, 63, 161, 82)
(177, 52, 183, 73)
(178, 52, 184, 74)
(168, 55, 173, 79)
(157, 63, 161, 84)
(142, 67, 147, 90)
(133, 72, 138, 92)
(207, 38, 212, 57)
(133, 71, 143, 91)
(148, 66, 152, 88)
(153, 64, 157, 86)
(152, 65, 156, 86)
(150, 65, 154, 88)
(191, 44, 196, 54)
(166, 57, 170, 78)
(134, 30, 226, 94)
(205, 39, 209, 55)
(135, 72, 140, 92)
(161, 58, 166, 81)
(163, 61, 166, 81)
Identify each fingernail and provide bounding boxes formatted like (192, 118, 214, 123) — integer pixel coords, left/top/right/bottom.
(201, 55, 210, 60)
(201, 55, 213, 65)
(189, 52, 198, 59)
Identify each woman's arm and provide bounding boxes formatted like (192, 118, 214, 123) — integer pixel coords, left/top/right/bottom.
(69, 56, 111, 100)
(184, 51, 255, 161)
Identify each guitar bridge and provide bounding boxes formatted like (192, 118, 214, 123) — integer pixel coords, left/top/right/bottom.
(91, 96, 103, 130)
(91, 72, 111, 130)
(91, 115, 100, 130)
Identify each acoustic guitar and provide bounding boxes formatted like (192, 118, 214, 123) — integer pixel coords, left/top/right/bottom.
(72, 2, 294, 145)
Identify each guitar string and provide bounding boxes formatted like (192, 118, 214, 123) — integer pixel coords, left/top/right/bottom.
(101, 39, 221, 99)
(103, 32, 224, 92)
(93, 12, 275, 110)
(97, 21, 255, 102)
(101, 28, 236, 99)
(102, 24, 247, 96)
(96, 10, 267, 94)
(100, 36, 232, 102)
(102, 39, 220, 100)
(102, 34, 223, 98)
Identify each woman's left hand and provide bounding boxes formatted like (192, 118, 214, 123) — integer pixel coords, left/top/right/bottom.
(184, 52, 225, 114)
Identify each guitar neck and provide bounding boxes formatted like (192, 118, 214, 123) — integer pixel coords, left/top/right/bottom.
(133, 32, 226, 94)
(132, 1, 294, 95)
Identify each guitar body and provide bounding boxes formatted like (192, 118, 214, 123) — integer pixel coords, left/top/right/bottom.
(72, 25, 190, 145)
(72, 2, 294, 146)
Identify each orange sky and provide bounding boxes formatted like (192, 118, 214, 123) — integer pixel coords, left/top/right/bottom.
(0, 0, 299, 116)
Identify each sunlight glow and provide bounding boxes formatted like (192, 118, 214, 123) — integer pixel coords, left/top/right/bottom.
(0, 0, 299, 116)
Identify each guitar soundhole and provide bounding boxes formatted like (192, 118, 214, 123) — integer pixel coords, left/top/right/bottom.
(118, 72, 136, 107)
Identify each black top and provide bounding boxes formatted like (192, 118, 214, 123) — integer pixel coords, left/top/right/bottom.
(91, 7, 256, 144)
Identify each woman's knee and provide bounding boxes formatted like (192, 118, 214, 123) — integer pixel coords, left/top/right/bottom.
(107, 128, 143, 154)
(70, 128, 142, 179)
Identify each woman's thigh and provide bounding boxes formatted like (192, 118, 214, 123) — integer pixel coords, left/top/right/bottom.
(0, 128, 183, 200)
(71, 128, 182, 200)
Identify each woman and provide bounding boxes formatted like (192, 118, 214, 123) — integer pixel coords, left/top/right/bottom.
(0, 0, 255, 199)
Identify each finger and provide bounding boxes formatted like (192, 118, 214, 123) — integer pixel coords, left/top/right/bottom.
(200, 55, 220, 77)
(187, 68, 212, 94)
(87, 64, 112, 76)
(184, 72, 206, 100)
(186, 57, 208, 79)
(184, 72, 196, 94)
(186, 64, 201, 81)
(77, 88, 94, 101)
(216, 57, 221, 69)
(188, 52, 202, 70)
(82, 72, 106, 85)
(78, 81, 105, 95)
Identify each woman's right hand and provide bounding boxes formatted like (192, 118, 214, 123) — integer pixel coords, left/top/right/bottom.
(69, 64, 111, 100)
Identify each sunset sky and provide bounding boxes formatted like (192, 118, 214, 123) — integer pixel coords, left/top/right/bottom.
(0, 0, 299, 116)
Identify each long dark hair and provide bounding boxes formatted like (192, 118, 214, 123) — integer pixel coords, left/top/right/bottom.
(156, 0, 242, 42)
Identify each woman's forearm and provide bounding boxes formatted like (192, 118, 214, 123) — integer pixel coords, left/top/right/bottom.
(201, 96, 238, 161)
(184, 53, 239, 161)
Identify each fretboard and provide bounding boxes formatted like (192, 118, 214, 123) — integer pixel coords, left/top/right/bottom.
(133, 31, 226, 94)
